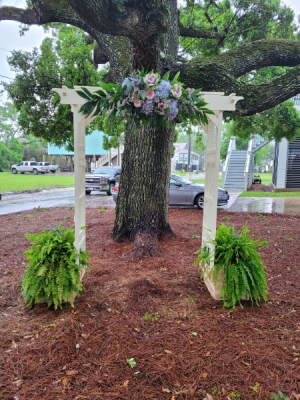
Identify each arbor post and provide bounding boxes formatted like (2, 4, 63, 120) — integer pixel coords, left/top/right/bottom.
(200, 92, 243, 299)
(53, 86, 97, 287)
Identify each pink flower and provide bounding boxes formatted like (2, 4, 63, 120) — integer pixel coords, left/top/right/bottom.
(134, 98, 142, 107)
(171, 83, 182, 98)
(146, 89, 155, 100)
(158, 99, 168, 111)
(187, 88, 195, 94)
(143, 73, 159, 86)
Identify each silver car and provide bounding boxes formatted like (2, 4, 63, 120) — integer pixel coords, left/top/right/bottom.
(112, 174, 229, 209)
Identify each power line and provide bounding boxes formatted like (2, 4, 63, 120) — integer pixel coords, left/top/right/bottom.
(0, 47, 11, 52)
(0, 74, 13, 80)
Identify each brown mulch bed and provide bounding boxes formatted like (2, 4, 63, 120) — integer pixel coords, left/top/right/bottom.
(247, 184, 273, 192)
(0, 206, 300, 400)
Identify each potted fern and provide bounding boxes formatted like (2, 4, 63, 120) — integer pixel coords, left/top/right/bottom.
(22, 224, 90, 310)
(195, 224, 268, 309)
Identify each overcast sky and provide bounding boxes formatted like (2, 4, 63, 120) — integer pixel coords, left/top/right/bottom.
(0, 0, 300, 98)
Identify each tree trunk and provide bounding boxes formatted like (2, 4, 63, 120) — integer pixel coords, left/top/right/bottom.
(113, 117, 176, 256)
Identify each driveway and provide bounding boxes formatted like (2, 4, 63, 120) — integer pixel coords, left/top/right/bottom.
(0, 188, 115, 215)
(1, 188, 300, 216)
(226, 195, 300, 215)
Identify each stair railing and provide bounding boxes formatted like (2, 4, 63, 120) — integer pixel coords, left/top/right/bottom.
(244, 139, 253, 190)
(91, 145, 124, 170)
(222, 136, 236, 187)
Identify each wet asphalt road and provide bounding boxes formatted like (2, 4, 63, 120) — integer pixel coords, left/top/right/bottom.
(0, 188, 115, 215)
(1, 188, 300, 216)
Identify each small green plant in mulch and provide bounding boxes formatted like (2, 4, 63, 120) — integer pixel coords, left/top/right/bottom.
(194, 224, 268, 309)
(22, 225, 90, 310)
(221, 216, 230, 221)
(270, 391, 290, 400)
(98, 207, 106, 213)
(126, 358, 137, 368)
(192, 234, 200, 239)
(257, 214, 266, 219)
(229, 392, 241, 399)
(145, 312, 151, 321)
(284, 238, 294, 241)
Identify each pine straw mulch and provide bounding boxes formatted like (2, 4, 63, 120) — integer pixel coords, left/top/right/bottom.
(247, 184, 273, 192)
(0, 206, 300, 400)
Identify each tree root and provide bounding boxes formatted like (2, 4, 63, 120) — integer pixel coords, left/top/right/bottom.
(132, 232, 163, 257)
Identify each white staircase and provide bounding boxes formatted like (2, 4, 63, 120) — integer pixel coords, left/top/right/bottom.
(223, 149, 248, 191)
(222, 135, 269, 191)
(91, 145, 124, 170)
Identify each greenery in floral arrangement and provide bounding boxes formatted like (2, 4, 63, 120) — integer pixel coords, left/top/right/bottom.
(194, 224, 268, 309)
(22, 225, 90, 310)
(77, 70, 214, 129)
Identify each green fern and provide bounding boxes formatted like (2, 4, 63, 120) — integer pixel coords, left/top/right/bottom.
(195, 224, 268, 309)
(22, 225, 90, 310)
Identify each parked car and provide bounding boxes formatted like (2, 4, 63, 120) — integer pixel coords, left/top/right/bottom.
(112, 174, 229, 209)
(85, 166, 121, 195)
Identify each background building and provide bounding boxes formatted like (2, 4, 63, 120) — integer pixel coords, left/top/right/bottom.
(48, 130, 123, 171)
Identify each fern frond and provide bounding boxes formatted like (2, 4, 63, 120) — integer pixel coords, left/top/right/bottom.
(195, 224, 268, 310)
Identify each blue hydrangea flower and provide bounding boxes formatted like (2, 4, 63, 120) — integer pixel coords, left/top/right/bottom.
(155, 80, 171, 99)
(168, 100, 179, 120)
(122, 78, 134, 95)
(141, 100, 155, 116)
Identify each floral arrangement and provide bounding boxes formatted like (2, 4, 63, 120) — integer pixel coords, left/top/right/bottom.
(77, 70, 213, 127)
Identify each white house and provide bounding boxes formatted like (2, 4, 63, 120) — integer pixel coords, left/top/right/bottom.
(172, 142, 202, 171)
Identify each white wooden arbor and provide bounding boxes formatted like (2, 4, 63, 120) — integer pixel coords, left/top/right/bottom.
(53, 86, 243, 298)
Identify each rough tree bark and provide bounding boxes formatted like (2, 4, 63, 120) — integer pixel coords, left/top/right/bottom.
(113, 118, 176, 254)
(1, 0, 300, 254)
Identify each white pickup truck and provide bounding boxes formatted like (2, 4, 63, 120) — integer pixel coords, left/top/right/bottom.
(37, 162, 59, 173)
(11, 161, 50, 175)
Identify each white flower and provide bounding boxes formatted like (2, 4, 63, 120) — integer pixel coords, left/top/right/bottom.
(143, 73, 159, 86)
(171, 83, 182, 98)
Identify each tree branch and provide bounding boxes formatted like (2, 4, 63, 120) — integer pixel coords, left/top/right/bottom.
(174, 61, 300, 116)
(179, 21, 225, 40)
(67, 0, 168, 39)
(0, 6, 40, 24)
(214, 40, 300, 78)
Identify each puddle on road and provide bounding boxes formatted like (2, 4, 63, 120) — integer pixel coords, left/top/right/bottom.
(227, 197, 300, 215)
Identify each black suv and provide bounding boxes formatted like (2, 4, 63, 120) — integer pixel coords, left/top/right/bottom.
(85, 166, 121, 195)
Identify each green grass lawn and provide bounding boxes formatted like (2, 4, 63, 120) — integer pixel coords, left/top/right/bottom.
(192, 176, 223, 186)
(0, 172, 74, 192)
(254, 172, 272, 185)
(240, 191, 300, 197)
(191, 172, 300, 197)
(240, 173, 300, 197)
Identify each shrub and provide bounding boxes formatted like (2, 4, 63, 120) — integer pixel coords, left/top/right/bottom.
(22, 225, 90, 310)
(195, 224, 268, 309)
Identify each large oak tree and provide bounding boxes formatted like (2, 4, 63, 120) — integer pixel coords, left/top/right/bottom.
(1, 0, 300, 254)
